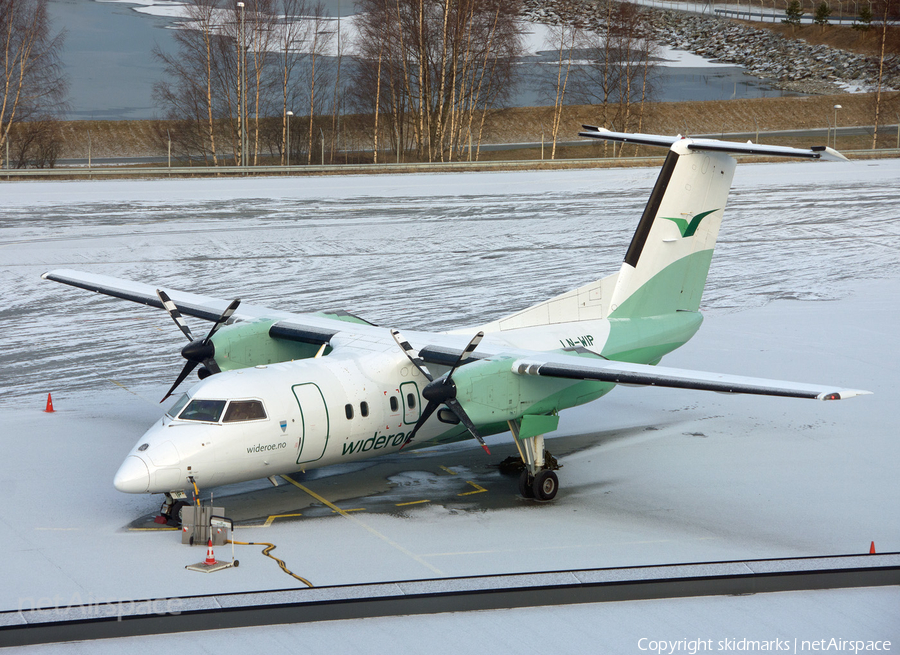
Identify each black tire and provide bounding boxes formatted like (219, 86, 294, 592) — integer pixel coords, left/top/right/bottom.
(532, 470, 559, 501)
(518, 470, 534, 498)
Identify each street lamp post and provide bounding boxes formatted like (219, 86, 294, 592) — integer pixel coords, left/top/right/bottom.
(286, 110, 293, 167)
(833, 104, 842, 149)
(539, 121, 545, 160)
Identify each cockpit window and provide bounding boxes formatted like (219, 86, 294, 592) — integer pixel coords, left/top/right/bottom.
(178, 399, 227, 423)
(223, 400, 267, 423)
(166, 393, 191, 419)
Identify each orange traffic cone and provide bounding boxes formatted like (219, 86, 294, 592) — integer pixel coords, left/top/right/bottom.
(44, 393, 54, 413)
(870, 541, 876, 554)
(204, 538, 217, 566)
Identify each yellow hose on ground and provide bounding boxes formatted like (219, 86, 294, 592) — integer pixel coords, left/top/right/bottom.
(228, 540, 314, 587)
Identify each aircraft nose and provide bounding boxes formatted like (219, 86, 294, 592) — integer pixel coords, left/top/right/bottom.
(114, 456, 150, 493)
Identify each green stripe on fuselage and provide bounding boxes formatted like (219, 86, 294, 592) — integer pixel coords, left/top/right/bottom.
(610, 249, 715, 319)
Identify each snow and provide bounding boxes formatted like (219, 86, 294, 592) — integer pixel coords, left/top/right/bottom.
(520, 20, 734, 68)
(0, 157, 898, 647)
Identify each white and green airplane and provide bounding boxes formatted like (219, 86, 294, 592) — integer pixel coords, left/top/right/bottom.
(43, 128, 870, 519)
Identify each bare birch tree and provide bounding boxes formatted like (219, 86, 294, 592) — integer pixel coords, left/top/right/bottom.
(566, 1, 659, 154)
(154, 0, 223, 164)
(352, 0, 521, 162)
(275, 0, 309, 164)
(870, 0, 899, 147)
(0, 0, 67, 163)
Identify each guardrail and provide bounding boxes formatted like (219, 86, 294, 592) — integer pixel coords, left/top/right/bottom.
(0, 155, 669, 179)
(3, 148, 899, 180)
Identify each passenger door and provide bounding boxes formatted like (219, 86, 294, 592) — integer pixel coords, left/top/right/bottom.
(293, 383, 330, 464)
(400, 381, 420, 425)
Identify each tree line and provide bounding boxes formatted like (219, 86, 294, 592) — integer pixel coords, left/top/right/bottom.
(152, 0, 669, 164)
(3, 0, 897, 167)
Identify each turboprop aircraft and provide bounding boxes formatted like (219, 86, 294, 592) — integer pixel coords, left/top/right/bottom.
(42, 127, 870, 520)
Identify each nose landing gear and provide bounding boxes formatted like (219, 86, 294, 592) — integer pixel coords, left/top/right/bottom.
(155, 492, 188, 526)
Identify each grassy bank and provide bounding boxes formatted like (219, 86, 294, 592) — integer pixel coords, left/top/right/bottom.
(50, 91, 900, 161)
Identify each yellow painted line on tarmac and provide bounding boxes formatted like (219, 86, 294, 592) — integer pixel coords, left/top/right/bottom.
(105, 378, 157, 404)
(439, 465, 458, 475)
(280, 475, 444, 576)
(128, 527, 179, 531)
(263, 513, 304, 527)
(458, 481, 487, 496)
(395, 499, 430, 506)
(422, 537, 717, 558)
(330, 508, 366, 514)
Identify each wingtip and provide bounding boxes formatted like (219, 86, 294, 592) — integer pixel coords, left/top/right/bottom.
(817, 389, 873, 400)
(822, 146, 850, 162)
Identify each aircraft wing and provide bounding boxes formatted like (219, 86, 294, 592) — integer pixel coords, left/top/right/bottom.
(40, 269, 514, 353)
(41, 268, 370, 345)
(511, 353, 871, 401)
(42, 269, 871, 400)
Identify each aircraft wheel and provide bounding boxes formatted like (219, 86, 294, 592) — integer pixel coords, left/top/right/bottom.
(518, 470, 534, 499)
(532, 470, 559, 501)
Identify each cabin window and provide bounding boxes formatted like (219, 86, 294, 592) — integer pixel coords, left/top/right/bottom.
(178, 399, 227, 423)
(437, 408, 460, 425)
(166, 393, 191, 419)
(389, 396, 399, 412)
(406, 393, 416, 410)
(345, 403, 354, 420)
(360, 401, 369, 417)
(223, 400, 267, 423)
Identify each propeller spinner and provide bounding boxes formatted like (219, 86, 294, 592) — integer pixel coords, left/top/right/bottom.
(156, 289, 240, 403)
(390, 329, 490, 454)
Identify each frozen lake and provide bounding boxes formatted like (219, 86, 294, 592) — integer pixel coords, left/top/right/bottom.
(0, 158, 897, 647)
(49, 0, 799, 120)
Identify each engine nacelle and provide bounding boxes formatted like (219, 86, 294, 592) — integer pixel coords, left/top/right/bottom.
(450, 356, 572, 426)
(209, 319, 321, 371)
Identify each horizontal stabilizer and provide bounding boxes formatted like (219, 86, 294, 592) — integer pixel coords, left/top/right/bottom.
(512, 355, 871, 401)
(579, 126, 849, 162)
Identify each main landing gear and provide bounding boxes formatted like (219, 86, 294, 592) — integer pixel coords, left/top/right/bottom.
(508, 420, 561, 501)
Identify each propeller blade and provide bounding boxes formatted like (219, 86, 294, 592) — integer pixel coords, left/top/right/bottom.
(203, 298, 241, 342)
(157, 294, 240, 403)
(399, 400, 440, 451)
(446, 331, 484, 380)
(391, 329, 488, 454)
(390, 329, 434, 382)
(445, 397, 490, 454)
(160, 359, 200, 403)
(156, 289, 194, 342)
